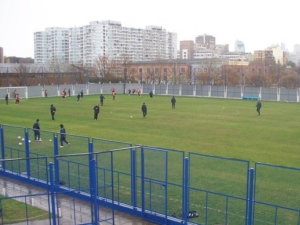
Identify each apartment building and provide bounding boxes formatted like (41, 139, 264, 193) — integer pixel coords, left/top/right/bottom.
(34, 21, 177, 65)
(34, 27, 69, 63)
(0, 47, 3, 63)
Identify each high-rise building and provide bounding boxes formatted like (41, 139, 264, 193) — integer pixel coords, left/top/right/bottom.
(195, 34, 216, 50)
(234, 40, 245, 53)
(294, 44, 300, 53)
(0, 47, 3, 63)
(34, 21, 177, 65)
(34, 27, 69, 64)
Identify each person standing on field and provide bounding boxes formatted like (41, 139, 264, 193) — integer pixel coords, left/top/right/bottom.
(93, 104, 100, 120)
(171, 96, 176, 109)
(68, 88, 71, 97)
(141, 103, 147, 117)
(100, 94, 105, 106)
(45, 90, 48, 97)
(33, 119, 41, 141)
(5, 93, 8, 105)
(77, 93, 81, 101)
(50, 104, 56, 120)
(59, 124, 70, 148)
(256, 101, 262, 116)
(112, 91, 116, 100)
(15, 94, 20, 104)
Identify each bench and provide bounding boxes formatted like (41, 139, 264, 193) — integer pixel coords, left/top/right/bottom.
(242, 95, 260, 100)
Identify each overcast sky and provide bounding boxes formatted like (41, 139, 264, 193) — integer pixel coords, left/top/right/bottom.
(0, 0, 298, 58)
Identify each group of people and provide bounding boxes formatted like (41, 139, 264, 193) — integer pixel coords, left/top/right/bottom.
(32, 118, 70, 148)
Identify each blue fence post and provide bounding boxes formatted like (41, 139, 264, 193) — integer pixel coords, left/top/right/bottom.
(25, 130, 31, 178)
(141, 146, 145, 215)
(90, 159, 98, 225)
(0, 126, 5, 170)
(54, 136, 60, 185)
(247, 168, 254, 225)
(88, 142, 93, 163)
(183, 157, 189, 223)
(130, 145, 137, 208)
(49, 163, 57, 225)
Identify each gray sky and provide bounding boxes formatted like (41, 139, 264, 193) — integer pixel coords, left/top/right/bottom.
(0, 0, 298, 58)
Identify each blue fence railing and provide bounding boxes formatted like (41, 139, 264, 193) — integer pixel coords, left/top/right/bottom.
(0, 124, 300, 225)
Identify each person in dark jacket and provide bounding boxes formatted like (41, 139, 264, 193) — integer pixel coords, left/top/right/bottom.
(256, 101, 262, 116)
(5, 93, 8, 105)
(77, 93, 81, 101)
(141, 103, 147, 117)
(33, 119, 41, 141)
(149, 91, 153, 99)
(171, 96, 176, 109)
(93, 104, 100, 120)
(50, 104, 56, 120)
(59, 124, 70, 148)
(100, 94, 105, 106)
(80, 90, 83, 98)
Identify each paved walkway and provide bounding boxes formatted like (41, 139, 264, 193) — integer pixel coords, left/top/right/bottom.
(0, 177, 155, 225)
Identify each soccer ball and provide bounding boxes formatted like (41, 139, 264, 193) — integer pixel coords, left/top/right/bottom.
(18, 142, 22, 146)
(17, 136, 21, 139)
(28, 140, 31, 143)
(49, 139, 52, 142)
(21, 138, 25, 141)
(130, 116, 133, 118)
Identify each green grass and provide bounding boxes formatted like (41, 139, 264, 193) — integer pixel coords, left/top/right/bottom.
(1, 94, 300, 224)
(0, 194, 50, 224)
(1, 94, 300, 167)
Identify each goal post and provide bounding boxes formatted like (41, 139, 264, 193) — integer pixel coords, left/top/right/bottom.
(0, 86, 28, 99)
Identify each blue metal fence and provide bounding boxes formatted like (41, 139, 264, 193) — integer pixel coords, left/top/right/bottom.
(0, 125, 300, 225)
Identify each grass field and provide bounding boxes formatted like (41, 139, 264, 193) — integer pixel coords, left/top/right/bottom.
(1, 93, 300, 168)
(1, 93, 300, 224)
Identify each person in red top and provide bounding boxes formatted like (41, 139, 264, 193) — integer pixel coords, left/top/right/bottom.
(13, 90, 17, 98)
(111, 87, 115, 94)
(112, 91, 116, 100)
(15, 94, 20, 104)
(137, 89, 141, 96)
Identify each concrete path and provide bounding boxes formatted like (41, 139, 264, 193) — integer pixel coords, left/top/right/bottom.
(0, 177, 155, 225)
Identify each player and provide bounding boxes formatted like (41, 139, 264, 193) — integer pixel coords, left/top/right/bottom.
(100, 94, 105, 106)
(112, 91, 116, 100)
(15, 94, 20, 104)
(50, 104, 56, 120)
(5, 93, 8, 105)
(149, 91, 153, 99)
(59, 124, 70, 148)
(93, 104, 100, 120)
(33, 119, 41, 141)
(256, 101, 262, 116)
(141, 103, 147, 117)
(77, 93, 81, 101)
(171, 96, 176, 109)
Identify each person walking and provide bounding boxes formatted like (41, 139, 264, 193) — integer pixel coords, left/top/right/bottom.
(112, 91, 116, 100)
(171, 96, 176, 109)
(59, 124, 70, 148)
(141, 103, 147, 117)
(68, 88, 71, 97)
(44, 90, 48, 97)
(77, 93, 81, 101)
(100, 94, 105, 106)
(80, 90, 83, 98)
(256, 101, 262, 116)
(5, 93, 8, 105)
(50, 104, 56, 120)
(93, 104, 100, 120)
(33, 119, 41, 141)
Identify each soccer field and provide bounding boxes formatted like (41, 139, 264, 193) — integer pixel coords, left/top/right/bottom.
(1, 94, 300, 168)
